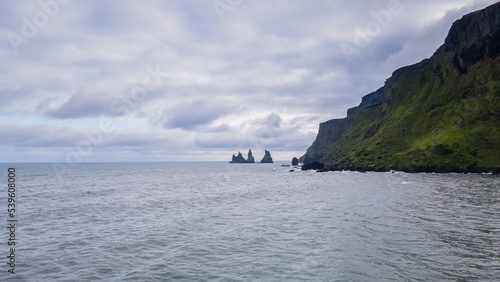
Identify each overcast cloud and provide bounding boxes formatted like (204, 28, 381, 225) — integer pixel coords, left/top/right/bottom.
(0, 0, 498, 162)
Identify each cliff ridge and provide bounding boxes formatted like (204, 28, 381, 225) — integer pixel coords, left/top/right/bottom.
(302, 2, 500, 173)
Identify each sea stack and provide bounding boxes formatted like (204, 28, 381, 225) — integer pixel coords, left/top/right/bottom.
(261, 150, 274, 163)
(230, 152, 246, 163)
(230, 149, 255, 163)
(292, 157, 299, 166)
(247, 149, 255, 163)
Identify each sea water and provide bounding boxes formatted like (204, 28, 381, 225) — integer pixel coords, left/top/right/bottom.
(1, 162, 499, 281)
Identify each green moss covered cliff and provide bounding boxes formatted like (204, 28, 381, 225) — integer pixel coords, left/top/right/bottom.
(303, 2, 500, 173)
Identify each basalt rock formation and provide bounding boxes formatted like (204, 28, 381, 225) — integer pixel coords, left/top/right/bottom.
(230, 152, 246, 163)
(260, 150, 274, 163)
(230, 149, 256, 163)
(247, 149, 255, 163)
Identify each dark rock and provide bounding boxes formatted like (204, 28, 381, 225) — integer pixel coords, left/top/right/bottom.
(261, 150, 273, 163)
(247, 149, 255, 163)
(301, 161, 325, 171)
(298, 155, 306, 163)
(360, 87, 385, 108)
(469, 166, 489, 173)
(403, 166, 417, 173)
(292, 157, 299, 166)
(466, 162, 478, 170)
(328, 165, 344, 171)
(230, 152, 247, 163)
(230, 149, 255, 163)
(445, 3, 500, 59)
(302, 118, 347, 164)
(367, 166, 376, 171)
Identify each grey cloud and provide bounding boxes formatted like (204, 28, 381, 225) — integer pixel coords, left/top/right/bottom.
(194, 137, 247, 150)
(45, 92, 121, 119)
(0, 123, 77, 148)
(0, 123, 180, 149)
(161, 99, 237, 130)
(195, 127, 316, 152)
(0, 0, 498, 161)
(199, 123, 232, 133)
(0, 88, 25, 109)
(194, 113, 317, 152)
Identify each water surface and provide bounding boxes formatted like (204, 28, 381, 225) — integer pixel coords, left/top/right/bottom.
(2, 162, 499, 281)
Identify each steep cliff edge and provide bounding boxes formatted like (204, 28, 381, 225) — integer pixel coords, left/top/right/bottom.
(303, 2, 500, 173)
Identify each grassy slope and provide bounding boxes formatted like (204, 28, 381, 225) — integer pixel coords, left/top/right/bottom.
(306, 51, 500, 171)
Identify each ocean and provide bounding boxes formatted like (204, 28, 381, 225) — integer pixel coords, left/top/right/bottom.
(1, 162, 499, 281)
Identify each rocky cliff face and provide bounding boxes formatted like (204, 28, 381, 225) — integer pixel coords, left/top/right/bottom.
(303, 2, 500, 173)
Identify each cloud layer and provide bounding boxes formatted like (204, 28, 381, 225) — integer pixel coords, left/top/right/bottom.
(1, 0, 498, 162)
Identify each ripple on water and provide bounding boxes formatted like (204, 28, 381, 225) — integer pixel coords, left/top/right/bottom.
(5, 163, 499, 281)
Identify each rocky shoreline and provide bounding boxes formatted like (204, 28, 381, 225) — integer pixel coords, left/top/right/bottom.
(301, 161, 500, 174)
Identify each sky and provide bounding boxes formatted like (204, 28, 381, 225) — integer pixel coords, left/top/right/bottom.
(0, 0, 498, 163)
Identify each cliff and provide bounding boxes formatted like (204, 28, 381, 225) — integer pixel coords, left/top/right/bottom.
(303, 2, 500, 173)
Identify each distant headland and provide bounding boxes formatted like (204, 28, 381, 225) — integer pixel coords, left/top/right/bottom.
(300, 2, 500, 174)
